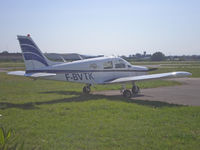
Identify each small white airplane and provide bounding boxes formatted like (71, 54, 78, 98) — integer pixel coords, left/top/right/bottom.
(8, 34, 192, 98)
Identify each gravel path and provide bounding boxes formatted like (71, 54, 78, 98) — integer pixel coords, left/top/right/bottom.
(92, 78, 200, 106)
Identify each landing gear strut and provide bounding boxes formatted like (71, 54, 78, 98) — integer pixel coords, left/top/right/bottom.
(83, 84, 91, 94)
(131, 82, 140, 96)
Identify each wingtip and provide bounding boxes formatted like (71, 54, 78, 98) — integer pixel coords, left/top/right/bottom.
(175, 71, 192, 77)
(186, 72, 192, 76)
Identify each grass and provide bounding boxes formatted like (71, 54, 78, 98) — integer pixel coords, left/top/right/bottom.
(0, 61, 200, 149)
(0, 62, 24, 68)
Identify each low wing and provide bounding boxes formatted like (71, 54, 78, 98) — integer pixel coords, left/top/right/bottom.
(105, 71, 192, 84)
(8, 71, 56, 78)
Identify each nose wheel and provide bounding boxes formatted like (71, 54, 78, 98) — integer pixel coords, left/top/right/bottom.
(132, 85, 140, 96)
(83, 84, 91, 94)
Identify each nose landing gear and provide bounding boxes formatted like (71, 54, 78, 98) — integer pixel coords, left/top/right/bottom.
(132, 85, 140, 96)
(83, 84, 91, 94)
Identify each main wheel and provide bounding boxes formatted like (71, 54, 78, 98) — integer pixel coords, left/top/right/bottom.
(132, 86, 140, 95)
(83, 86, 91, 94)
(123, 90, 132, 98)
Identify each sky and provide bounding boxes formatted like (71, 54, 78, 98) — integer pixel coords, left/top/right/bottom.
(0, 0, 200, 56)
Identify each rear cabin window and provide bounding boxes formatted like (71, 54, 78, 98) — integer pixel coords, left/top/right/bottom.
(89, 63, 97, 69)
(103, 61, 113, 69)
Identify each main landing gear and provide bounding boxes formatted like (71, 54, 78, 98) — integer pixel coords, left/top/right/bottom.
(82, 83, 140, 98)
(83, 84, 91, 94)
(122, 83, 140, 98)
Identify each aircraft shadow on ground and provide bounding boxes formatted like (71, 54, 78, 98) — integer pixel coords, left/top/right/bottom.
(0, 90, 182, 110)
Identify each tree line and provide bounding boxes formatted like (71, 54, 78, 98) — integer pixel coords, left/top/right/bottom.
(1, 51, 200, 62)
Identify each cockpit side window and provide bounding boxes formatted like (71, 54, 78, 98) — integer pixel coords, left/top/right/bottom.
(103, 61, 113, 69)
(115, 63, 126, 68)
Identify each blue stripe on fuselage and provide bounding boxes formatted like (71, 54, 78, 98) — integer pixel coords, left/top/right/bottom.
(26, 69, 149, 74)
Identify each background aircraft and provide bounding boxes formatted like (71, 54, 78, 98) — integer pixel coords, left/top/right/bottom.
(8, 35, 191, 98)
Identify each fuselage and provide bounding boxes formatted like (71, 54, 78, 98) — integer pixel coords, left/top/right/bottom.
(27, 56, 148, 85)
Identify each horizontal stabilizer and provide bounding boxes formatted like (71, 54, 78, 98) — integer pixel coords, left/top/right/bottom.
(8, 71, 56, 78)
(106, 71, 192, 84)
(7, 71, 26, 76)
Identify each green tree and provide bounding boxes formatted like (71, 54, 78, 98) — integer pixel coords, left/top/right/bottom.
(151, 51, 165, 61)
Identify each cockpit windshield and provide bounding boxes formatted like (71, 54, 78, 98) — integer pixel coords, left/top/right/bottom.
(114, 58, 132, 69)
(115, 58, 126, 68)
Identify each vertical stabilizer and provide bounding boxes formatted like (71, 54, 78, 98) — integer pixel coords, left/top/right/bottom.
(17, 34, 50, 70)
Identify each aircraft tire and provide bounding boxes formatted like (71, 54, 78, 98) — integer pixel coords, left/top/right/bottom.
(123, 90, 132, 98)
(83, 86, 91, 94)
(132, 86, 139, 95)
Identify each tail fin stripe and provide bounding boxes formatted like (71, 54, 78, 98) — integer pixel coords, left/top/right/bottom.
(24, 53, 48, 66)
(18, 38, 36, 47)
(21, 45, 44, 59)
(23, 51, 44, 60)
(21, 43, 37, 49)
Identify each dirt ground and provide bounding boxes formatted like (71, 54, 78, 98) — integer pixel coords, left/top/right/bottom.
(93, 78, 200, 106)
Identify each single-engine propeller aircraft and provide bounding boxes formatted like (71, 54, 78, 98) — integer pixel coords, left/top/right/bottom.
(8, 35, 192, 98)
